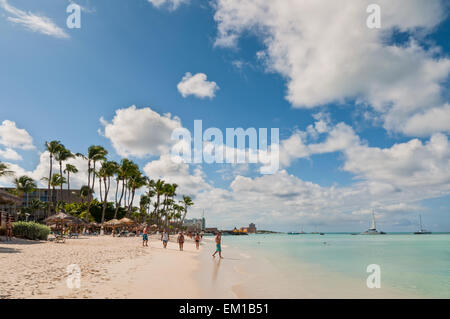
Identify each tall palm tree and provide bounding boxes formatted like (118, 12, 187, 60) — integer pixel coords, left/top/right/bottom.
(13, 175, 37, 208)
(99, 161, 119, 231)
(55, 146, 74, 202)
(113, 159, 126, 218)
(79, 185, 92, 204)
(45, 141, 63, 216)
(41, 174, 65, 209)
(162, 183, 177, 227)
(127, 172, 147, 216)
(64, 164, 78, 202)
(148, 179, 165, 226)
(0, 162, 14, 177)
(180, 195, 194, 228)
(85, 145, 108, 222)
(29, 198, 45, 220)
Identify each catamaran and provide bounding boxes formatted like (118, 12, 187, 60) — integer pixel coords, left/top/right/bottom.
(360, 211, 386, 235)
(414, 214, 432, 234)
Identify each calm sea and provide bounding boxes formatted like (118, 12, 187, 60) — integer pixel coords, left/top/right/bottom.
(219, 233, 450, 298)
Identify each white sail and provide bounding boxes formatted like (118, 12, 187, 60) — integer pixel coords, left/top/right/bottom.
(369, 212, 376, 230)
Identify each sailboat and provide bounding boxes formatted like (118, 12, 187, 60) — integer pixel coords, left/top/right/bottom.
(288, 225, 306, 235)
(414, 214, 432, 234)
(360, 211, 386, 235)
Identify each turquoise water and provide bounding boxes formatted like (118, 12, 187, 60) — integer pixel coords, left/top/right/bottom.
(221, 233, 450, 298)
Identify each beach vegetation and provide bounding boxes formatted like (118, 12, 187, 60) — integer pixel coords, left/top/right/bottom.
(12, 221, 51, 240)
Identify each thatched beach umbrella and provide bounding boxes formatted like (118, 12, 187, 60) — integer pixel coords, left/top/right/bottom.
(104, 219, 121, 226)
(43, 212, 77, 223)
(104, 218, 122, 236)
(67, 217, 87, 233)
(119, 217, 136, 225)
(44, 212, 77, 233)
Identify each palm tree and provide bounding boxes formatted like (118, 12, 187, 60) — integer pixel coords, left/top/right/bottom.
(180, 195, 193, 228)
(162, 183, 177, 227)
(85, 145, 108, 222)
(0, 162, 14, 177)
(127, 172, 147, 216)
(114, 159, 133, 218)
(29, 198, 45, 220)
(13, 175, 37, 208)
(55, 146, 74, 202)
(45, 140, 63, 215)
(148, 179, 165, 225)
(99, 161, 119, 230)
(64, 164, 78, 202)
(42, 174, 65, 209)
(79, 185, 92, 204)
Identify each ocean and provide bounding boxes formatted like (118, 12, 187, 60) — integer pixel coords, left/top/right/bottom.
(217, 233, 450, 298)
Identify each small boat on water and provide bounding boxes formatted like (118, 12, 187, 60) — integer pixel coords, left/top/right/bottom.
(414, 215, 432, 234)
(360, 211, 386, 235)
(288, 225, 306, 235)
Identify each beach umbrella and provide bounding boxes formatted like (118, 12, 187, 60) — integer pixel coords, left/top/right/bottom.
(68, 217, 87, 226)
(43, 212, 77, 224)
(118, 217, 136, 225)
(43, 212, 77, 234)
(104, 218, 121, 226)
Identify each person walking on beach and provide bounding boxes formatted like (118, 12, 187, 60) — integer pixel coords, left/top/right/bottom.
(6, 217, 13, 241)
(177, 232, 185, 251)
(142, 226, 149, 247)
(195, 233, 200, 250)
(162, 229, 169, 248)
(212, 232, 223, 258)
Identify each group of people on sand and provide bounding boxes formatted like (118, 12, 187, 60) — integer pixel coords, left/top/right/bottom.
(141, 226, 204, 252)
(140, 226, 223, 258)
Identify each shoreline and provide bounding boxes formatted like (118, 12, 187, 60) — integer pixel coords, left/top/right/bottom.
(0, 235, 439, 299)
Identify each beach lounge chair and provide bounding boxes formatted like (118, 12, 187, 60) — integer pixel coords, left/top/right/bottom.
(55, 234, 66, 243)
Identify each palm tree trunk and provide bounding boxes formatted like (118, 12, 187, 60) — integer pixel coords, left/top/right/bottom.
(180, 205, 188, 227)
(67, 172, 70, 203)
(101, 177, 109, 226)
(59, 160, 63, 203)
(85, 160, 92, 222)
(114, 179, 125, 219)
(127, 188, 136, 216)
(99, 175, 103, 200)
(48, 154, 53, 216)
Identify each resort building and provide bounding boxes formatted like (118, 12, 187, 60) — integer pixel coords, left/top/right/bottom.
(183, 218, 205, 232)
(0, 187, 90, 221)
(0, 187, 88, 206)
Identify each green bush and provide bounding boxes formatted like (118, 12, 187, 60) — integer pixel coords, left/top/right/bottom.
(12, 221, 50, 240)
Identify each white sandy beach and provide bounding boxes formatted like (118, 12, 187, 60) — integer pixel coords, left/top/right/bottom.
(0, 235, 416, 299)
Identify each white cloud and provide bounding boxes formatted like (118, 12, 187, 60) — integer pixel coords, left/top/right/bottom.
(343, 133, 450, 196)
(0, 151, 88, 189)
(143, 154, 211, 197)
(0, 148, 22, 161)
(147, 0, 188, 11)
(177, 72, 219, 99)
(0, 120, 34, 150)
(213, 0, 450, 136)
(0, 0, 69, 38)
(100, 105, 182, 158)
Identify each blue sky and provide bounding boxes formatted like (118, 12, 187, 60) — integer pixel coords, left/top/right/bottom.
(0, 0, 449, 232)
